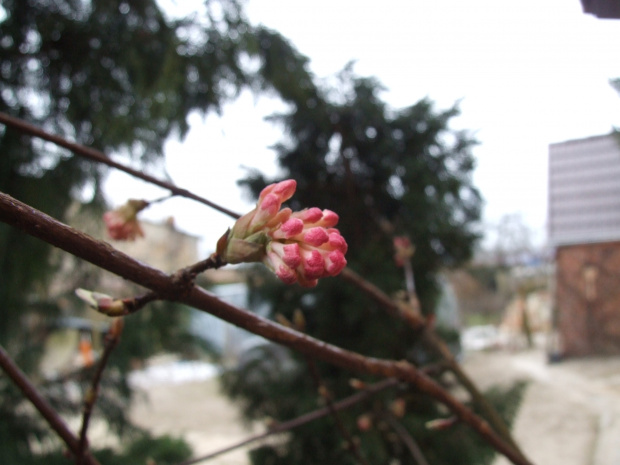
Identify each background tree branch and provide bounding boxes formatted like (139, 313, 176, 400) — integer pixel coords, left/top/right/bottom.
(0, 345, 102, 465)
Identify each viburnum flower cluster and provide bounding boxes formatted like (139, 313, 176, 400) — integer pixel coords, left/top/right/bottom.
(103, 199, 149, 241)
(217, 179, 347, 287)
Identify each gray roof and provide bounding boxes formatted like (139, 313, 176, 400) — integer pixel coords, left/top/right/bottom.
(548, 133, 620, 247)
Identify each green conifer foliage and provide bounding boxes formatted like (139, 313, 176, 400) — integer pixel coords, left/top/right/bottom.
(224, 62, 491, 463)
(0, 1, 249, 460)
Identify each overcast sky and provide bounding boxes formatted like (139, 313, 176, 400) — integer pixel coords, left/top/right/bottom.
(106, 0, 620, 254)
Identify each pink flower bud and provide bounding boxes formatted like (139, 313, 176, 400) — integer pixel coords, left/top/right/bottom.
(393, 235, 415, 267)
(390, 398, 407, 418)
(272, 218, 304, 239)
(318, 209, 339, 228)
(300, 249, 326, 280)
(325, 250, 347, 276)
(269, 242, 302, 268)
(259, 179, 296, 202)
(218, 179, 347, 286)
(293, 207, 324, 223)
(303, 227, 329, 247)
(103, 199, 148, 241)
(327, 231, 348, 253)
(265, 246, 298, 284)
(357, 414, 373, 432)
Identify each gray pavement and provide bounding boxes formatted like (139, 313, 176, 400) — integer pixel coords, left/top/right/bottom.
(462, 349, 620, 465)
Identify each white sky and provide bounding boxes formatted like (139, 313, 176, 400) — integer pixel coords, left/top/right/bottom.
(106, 0, 620, 255)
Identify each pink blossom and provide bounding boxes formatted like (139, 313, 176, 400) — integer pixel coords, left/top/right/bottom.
(218, 179, 347, 286)
(103, 199, 148, 241)
(393, 235, 415, 267)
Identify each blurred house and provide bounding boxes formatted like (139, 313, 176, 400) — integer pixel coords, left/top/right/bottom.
(581, 0, 620, 19)
(548, 133, 620, 356)
(98, 218, 260, 364)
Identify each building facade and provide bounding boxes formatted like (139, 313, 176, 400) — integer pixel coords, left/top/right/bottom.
(549, 133, 620, 356)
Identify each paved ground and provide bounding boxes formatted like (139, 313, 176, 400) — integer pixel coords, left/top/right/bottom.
(129, 360, 256, 465)
(462, 350, 620, 465)
(127, 350, 620, 465)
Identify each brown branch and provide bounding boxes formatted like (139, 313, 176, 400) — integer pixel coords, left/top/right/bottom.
(340, 267, 425, 331)
(0, 344, 102, 465)
(0, 112, 241, 219)
(77, 320, 124, 465)
(340, 266, 528, 462)
(0, 192, 533, 465)
(177, 378, 400, 465)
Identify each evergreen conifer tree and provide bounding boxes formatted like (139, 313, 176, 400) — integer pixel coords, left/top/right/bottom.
(0, 2, 291, 461)
(221, 63, 516, 464)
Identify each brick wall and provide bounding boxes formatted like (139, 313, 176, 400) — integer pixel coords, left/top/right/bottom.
(555, 241, 620, 356)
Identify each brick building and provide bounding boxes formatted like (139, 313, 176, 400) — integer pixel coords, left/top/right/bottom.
(548, 133, 620, 356)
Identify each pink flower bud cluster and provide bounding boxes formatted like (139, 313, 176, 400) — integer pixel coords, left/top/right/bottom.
(218, 180, 348, 287)
(103, 199, 149, 241)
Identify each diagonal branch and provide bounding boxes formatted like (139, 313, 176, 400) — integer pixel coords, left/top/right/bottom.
(0, 192, 532, 465)
(0, 112, 241, 219)
(176, 378, 400, 465)
(340, 267, 528, 462)
(0, 344, 102, 465)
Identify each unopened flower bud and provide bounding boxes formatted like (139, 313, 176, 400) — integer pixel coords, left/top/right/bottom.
(425, 416, 458, 431)
(217, 179, 348, 287)
(349, 379, 367, 390)
(390, 398, 407, 418)
(103, 199, 149, 241)
(393, 236, 415, 267)
(75, 288, 127, 316)
(357, 414, 373, 432)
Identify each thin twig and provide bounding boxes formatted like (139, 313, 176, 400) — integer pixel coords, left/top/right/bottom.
(340, 267, 426, 331)
(0, 112, 241, 219)
(382, 411, 431, 465)
(306, 358, 370, 465)
(0, 345, 102, 465)
(179, 252, 227, 279)
(176, 378, 400, 465)
(77, 320, 124, 465)
(0, 192, 533, 465)
(122, 292, 159, 314)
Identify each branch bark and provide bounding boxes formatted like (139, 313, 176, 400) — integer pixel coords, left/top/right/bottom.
(0, 112, 241, 219)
